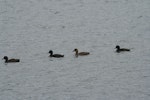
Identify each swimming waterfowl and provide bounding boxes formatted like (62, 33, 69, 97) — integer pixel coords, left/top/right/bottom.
(115, 45, 130, 53)
(2, 56, 20, 63)
(73, 48, 90, 57)
(49, 50, 64, 58)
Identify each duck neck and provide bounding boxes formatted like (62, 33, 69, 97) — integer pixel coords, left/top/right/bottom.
(116, 47, 120, 51)
(116, 49, 120, 53)
(117, 47, 120, 50)
(50, 52, 53, 56)
(75, 50, 78, 56)
(5, 58, 8, 62)
(116, 48, 121, 52)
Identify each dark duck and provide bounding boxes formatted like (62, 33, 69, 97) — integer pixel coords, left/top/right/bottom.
(73, 48, 90, 57)
(3, 56, 20, 63)
(115, 45, 130, 53)
(49, 50, 64, 58)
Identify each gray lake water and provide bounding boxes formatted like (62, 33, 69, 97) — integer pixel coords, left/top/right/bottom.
(0, 0, 150, 100)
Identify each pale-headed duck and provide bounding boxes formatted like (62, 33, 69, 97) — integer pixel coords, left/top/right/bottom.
(73, 48, 90, 57)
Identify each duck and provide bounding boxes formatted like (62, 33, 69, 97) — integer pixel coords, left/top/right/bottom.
(73, 48, 90, 57)
(2, 56, 20, 63)
(115, 45, 130, 53)
(49, 50, 64, 58)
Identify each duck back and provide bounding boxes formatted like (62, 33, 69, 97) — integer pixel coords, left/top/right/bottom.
(52, 54, 64, 58)
(78, 52, 90, 56)
(7, 59, 20, 63)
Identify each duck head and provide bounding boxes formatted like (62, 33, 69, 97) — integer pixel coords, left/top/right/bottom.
(49, 50, 53, 55)
(73, 48, 78, 52)
(3, 56, 8, 60)
(115, 45, 120, 49)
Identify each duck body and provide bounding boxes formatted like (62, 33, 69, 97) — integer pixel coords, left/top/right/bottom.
(3, 56, 20, 63)
(73, 48, 90, 57)
(49, 50, 64, 58)
(116, 45, 130, 53)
